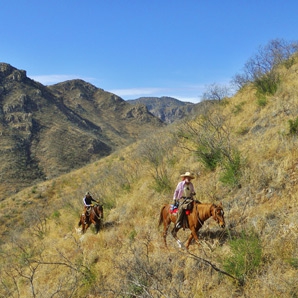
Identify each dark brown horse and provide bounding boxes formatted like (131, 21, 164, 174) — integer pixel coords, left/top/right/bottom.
(158, 201, 225, 249)
(78, 204, 103, 234)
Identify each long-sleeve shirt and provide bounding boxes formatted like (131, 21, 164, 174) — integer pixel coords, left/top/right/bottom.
(173, 180, 195, 201)
(83, 195, 97, 206)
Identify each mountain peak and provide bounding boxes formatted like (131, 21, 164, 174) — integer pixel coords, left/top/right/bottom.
(0, 63, 27, 82)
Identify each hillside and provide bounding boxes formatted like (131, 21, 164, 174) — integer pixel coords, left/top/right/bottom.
(1, 55, 298, 297)
(127, 96, 196, 123)
(0, 63, 163, 195)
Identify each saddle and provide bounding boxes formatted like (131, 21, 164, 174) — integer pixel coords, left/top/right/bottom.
(86, 206, 93, 216)
(178, 199, 195, 229)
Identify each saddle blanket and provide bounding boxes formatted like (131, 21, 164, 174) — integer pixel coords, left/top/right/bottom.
(170, 205, 178, 214)
(170, 205, 191, 215)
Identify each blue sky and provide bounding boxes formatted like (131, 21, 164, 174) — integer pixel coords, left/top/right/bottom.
(1, 1, 298, 103)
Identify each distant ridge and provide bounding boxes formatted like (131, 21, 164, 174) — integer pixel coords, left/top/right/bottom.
(127, 96, 195, 123)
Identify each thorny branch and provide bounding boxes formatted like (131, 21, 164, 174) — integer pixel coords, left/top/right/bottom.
(184, 250, 241, 284)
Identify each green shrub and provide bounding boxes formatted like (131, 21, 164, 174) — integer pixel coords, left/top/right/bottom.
(236, 126, 250, 136)
(256, 95, 268, 107)
(152, 174, 172, 193)
(232, 102, 245, 115)
(254, 72, 280, 96)
(223, 230, 262, 284)
(287, 257, 298, 269)
(121, 183, 131, 192)
(289, 117, 298, 134)
(195, 144, 222, 171)
(129, 229, 137, 242)
(219, 150, 242, 187)
(52, 210, 61, 219)
(103, 198, 116, 210)
(283, 57, 295, 69)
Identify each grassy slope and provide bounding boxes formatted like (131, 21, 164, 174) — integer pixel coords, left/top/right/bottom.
(1, 60, 298, 297)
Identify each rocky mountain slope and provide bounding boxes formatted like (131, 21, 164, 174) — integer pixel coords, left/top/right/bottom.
(127, 96, 196, 123)
(0, 63, 163, 195)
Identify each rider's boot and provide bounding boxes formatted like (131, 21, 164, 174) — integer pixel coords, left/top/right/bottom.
(176, 208, 183, 228)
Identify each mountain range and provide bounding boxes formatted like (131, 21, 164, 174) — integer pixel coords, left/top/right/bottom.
(0, 63, 166, 195)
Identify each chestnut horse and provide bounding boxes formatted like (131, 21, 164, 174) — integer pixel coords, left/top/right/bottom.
(78, 204, 103, 234)
(158, 201, 225, 249)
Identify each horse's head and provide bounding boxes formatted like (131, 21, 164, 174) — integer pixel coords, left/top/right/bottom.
(94, 204, 104, 219)
(211, 202, 225, 228)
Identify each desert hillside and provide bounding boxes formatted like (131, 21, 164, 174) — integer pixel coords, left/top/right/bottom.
(0, 63, 163, 195)
(0, 52, 298, 297)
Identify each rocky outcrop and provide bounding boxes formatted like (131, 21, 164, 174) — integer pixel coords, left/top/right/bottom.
(127, 96, 195, 123)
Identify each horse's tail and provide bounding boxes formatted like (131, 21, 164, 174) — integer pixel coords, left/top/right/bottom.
(78, 219, 82, 227)
(158, 204, 166, 227)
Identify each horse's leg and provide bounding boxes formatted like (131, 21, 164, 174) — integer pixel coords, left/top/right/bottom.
(83, 217, 91, 234)
(81, 222, 86, 234)
(95, 220, 100, 234)
(171, 226, 184, 248)
(187, 226, 201, 249)
(163, 218, 172, 248)
(185, 233, 194, 250)
(85, 222, 91, 233)
(78, 215, 86, 233)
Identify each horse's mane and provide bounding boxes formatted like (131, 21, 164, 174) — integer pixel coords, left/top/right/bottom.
(196, 202, 213, 220)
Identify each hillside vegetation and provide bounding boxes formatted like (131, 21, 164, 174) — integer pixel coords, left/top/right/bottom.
(1, 48, 298, 297)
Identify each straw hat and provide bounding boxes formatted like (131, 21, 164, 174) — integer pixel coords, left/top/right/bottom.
(180, 172, 195, 179)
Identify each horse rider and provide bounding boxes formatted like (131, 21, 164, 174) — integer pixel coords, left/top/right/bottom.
(83, 192, 99, 223)
(173, 172, 196, 229)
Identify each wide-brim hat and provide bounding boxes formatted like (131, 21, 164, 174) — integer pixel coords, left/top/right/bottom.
(180, 172, 195, 179)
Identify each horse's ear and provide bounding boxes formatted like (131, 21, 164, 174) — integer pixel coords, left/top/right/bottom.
(219, 202, 223, 207)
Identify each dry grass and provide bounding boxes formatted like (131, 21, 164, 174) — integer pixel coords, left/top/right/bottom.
(1, 59, 298, 297)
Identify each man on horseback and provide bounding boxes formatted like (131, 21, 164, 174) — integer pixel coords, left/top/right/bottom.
(83, 192, 99, 224)
(173, 172, 196, 229)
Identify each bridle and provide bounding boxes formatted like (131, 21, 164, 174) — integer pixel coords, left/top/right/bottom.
(92, 204, 103, 220)
(212, 204, 225, 227)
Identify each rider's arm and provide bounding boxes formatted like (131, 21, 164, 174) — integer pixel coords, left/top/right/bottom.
(91, 197, 98, 203)
(173, 181, 183, 201)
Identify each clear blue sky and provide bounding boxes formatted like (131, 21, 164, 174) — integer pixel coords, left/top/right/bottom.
(1, 1, 297, 103)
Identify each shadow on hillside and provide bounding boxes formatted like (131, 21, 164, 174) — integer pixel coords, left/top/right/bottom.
(198, 228, 236, 246)
(102, 221, 119, 229)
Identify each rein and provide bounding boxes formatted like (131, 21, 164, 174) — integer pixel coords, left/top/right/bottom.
(92, 205, 102, 220)
(212, 205, 223, 224)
